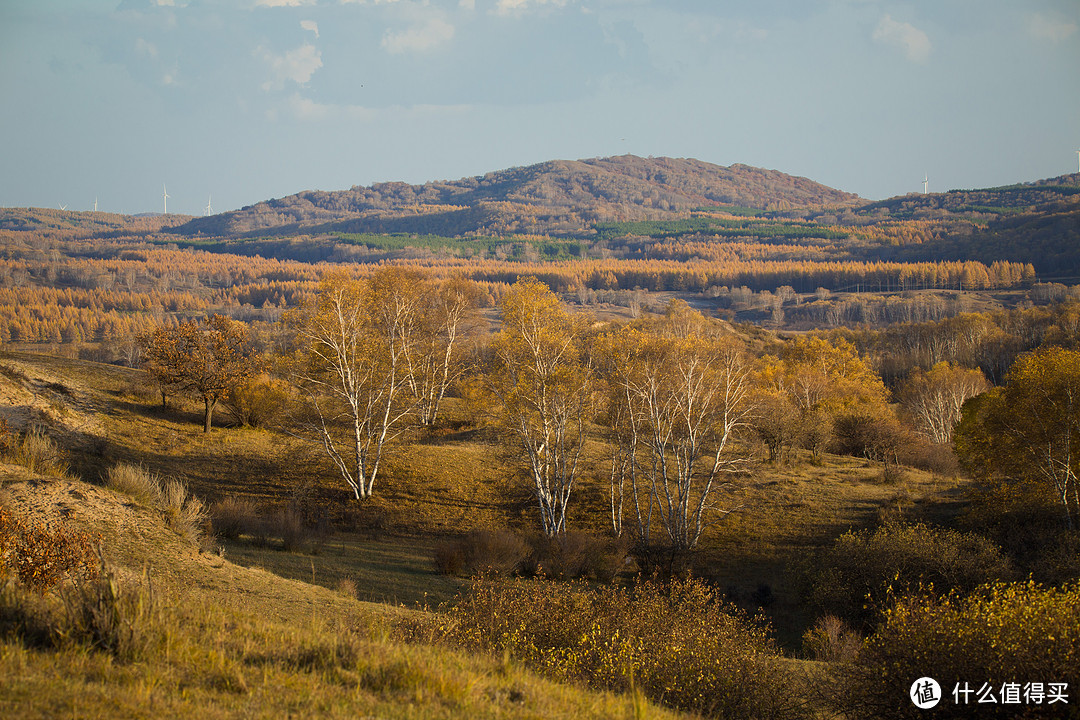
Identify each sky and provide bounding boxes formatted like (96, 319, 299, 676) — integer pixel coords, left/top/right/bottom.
(1, 0, 1078, 216)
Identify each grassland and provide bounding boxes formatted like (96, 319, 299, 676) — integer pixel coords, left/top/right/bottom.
(0, 348, 988, 717)
(1, 349, 970, 620)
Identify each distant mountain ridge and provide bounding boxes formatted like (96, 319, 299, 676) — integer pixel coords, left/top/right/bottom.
(171, 155, 861, 239)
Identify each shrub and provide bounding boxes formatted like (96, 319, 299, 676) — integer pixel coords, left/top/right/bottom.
(209, 496, 261, 541)
(5, 426, 67, 477)
(433, 529, 529, 576)
(223, 375, 290, 428)
(835, 581, 1080, 719)
(271, 506, 309, 553)
(802, 615, 862, 663)
(105, 463, 164, 507)
(62, 554, 157, 662)
(519, 530, 626, 581)
(805, 521, 1013, 629)
(160, 476, 209, 547)
(0, 506, 100, 593)
(105, 463, 207, 547)
(446, 575, 809, 719)
(830, 411, 907, 467)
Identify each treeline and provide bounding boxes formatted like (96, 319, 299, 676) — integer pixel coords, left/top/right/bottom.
(832, 299, 1080, 386)
(455, 257, 1033, 294)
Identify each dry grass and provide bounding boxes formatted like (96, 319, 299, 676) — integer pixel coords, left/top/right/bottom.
(2, 350, 979, 654)
(105, 463, 208, 547)
(2, 427, 68, 478)
(0, 462, 693, 720)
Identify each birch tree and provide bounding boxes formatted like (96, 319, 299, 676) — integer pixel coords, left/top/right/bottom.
(404, 276, 483, 426)
(955, 347, 1080, 529)
(603, 303, 754, 552)
(898, 361, 989, 444)
(293, 268, 423, 500)
(489, 277, 593, 537)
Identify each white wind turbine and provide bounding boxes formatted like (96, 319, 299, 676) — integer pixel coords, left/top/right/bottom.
(1076, 149, 1080, 174)
(93, 197, 98, 212)
(58, 203, 67, 211)
(163, 184, 170, 214)
(922, 174, 929, 194)
(205, 194, 213, 216)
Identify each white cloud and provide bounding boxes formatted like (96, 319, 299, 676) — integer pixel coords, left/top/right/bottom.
(300, 19, 319, 38)
(1028, 13, 1077, 44)
(258, 43, 323, 90)
(287, 94, 375, 122)
(459, 0, 475, 10)
(254, 0, 316, 7)
(339, 0, 401, 5)
(873, 14, 931, 63)
(382, 17, 455, 53)
(495, 0, 572, 15)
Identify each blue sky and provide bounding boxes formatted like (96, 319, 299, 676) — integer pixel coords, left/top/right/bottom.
(1, 0, 1078, 215)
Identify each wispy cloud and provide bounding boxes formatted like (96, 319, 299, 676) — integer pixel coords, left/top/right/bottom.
(135, 38, 159, 59)
(495, 0, 572, 16)
(254, 0, 316, 7)
(285, 94, 380, 122)
(382, 17, 455, 53)
(873, 15, 931, 63)
(300, 19, 319, 38)
(1028, 13, 1077, 44)
(258, 43, 323, 90)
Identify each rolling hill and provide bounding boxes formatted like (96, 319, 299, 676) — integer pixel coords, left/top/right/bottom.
(169, 155, 862, 239)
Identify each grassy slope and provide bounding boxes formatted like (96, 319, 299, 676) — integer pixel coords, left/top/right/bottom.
(0, 467, 689, 719)
(0, 350, 972, 648)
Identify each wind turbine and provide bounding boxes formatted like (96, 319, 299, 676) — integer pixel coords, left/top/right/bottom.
(162, 184, 170, 215)
(1076, 149, 1080, 174)
(93, 197, 98, 212)
(922, 174, 929, 194)
(58, 203, 67, 211)
(205, 194, 213, 216)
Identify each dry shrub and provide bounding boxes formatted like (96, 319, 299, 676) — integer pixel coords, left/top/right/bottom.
(523, 531, 627, 581)
(272, 506, 308, 552)
(160, 476, 208, 546)
(106, 463, 163, 507)
(446, 575, 809, 719)
(209, 496, 261, 541)
(105, 463, 207, 547)
(835, 581, 1080, 720)
(433, 529, 529, 576)
(62, 553, 157, 662)
(0, 506, 100, 593)
(5, 426, 67, 477)
(335, 577, 357, 599)
(432, 540, 466, 576)
(223, 375, 290, 428)
(898, 436, 959, 476)
(259, 505, 326, 554)
(802, 614, 862, 663)
(805, 521, 1013, 629)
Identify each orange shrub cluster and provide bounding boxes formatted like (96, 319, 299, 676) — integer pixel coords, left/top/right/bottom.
(0, 506, 100, 593)
(446, 575, 809, 719)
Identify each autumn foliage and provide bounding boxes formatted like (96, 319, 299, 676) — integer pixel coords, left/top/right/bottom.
(140, 314, 263, 432)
